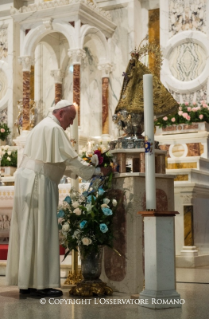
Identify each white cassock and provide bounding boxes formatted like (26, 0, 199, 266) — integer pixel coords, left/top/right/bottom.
(6, 114, 96, 289)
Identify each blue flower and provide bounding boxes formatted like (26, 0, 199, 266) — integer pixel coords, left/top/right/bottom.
(100, 223, 108, 233)
(82, 191, 88, 197)
(64, 196, 71, 204)
(102, 207, 113, 216)
(57, 210, 65, 218)
(80, 220, 87, 229)
(98, 188, 105, 196)
(87, 195, 96, 203)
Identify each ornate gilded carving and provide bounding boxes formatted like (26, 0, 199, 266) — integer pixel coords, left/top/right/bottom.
(69, 280, 113, 297)
(115, 55, 178, 117)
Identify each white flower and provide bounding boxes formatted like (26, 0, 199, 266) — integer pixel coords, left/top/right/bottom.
(82, 237, 92, 246)
(62, 202, 71, 210)
(86, 203, 93, 212)
(1, 151, 5, 155)
(73, 208, 82, 215)
(103, 198, 110, 205)
(72, 201, 79, 208)
(7, 151, 11, 156)
(112, 199, 117, 207)
(101, 203, 109, 208)
(7, 157, 11, 161)
(62, 223, 70, 232)
(4, 145, 9, 150)
(73, 229, 81, 239)
(91, 154, 99, 166)
(58, 218, 64, 225)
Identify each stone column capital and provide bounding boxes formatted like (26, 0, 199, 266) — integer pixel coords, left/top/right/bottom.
(18, 56, 33, 72)
(98, 63, 113, 78)
(68, 49, 86, 65)
(50, 69, 64, 84)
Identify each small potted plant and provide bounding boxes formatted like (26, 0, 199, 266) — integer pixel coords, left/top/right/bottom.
(0, 145, 17, 176)
(0, 123, 11, 144)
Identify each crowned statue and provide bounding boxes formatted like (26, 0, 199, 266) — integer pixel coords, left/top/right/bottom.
(112, 42, 178, 148)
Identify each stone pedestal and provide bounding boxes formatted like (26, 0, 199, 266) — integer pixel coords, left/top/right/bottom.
(111, 149, 166, 173)
(100, 172, 175, 294)
(139, 213, 181, 309)
(155, 123, 209, 267)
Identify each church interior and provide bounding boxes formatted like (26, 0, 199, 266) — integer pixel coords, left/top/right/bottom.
(1, 0, 209, 318)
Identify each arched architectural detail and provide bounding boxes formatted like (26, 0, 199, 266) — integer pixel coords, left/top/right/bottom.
(80, 25, 109, 64)
(21, 22, 76, 57)
(39, 40, 59, 70)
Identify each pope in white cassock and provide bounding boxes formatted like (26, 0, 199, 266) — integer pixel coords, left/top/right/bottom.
(6, 100, 108, 298)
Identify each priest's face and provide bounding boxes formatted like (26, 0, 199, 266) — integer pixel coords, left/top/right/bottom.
(58, 105, 76, 130)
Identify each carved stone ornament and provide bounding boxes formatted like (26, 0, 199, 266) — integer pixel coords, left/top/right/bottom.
(181, 195, 193, 205)
(50, 69, 64, 84)
(0, 24, 8, 59)
(42, 18, 54, 31)
(10, 0, 111, 21)
(98, 63, 113, 78)
(18, 56, 33, 72)
(68, 49, 86, 65)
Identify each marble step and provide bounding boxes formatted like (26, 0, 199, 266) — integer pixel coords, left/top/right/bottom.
(166, 168, 209, 185)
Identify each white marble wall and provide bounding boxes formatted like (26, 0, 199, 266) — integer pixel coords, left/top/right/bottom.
(0, 16, 22, 140)
(108, 7, 129, 138)
(81, 42, 102, 137)
(161, 0, 209, 103)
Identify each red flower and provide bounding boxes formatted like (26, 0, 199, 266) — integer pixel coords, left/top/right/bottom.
(94, 150, 104, 165)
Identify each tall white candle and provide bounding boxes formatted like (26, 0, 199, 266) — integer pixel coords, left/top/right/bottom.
(70, 103, 79, 191)
(143, 74, 156, 210)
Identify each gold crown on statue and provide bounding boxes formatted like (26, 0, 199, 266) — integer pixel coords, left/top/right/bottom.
(130, 48, 140, 60)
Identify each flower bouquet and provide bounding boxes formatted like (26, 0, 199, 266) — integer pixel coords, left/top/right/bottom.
(154, 101, 209, 128)
(0, 123, 10, 141)
(81, 144, 113, 168)
(0, 146, 17, 167)
(58, 173, 118, 258)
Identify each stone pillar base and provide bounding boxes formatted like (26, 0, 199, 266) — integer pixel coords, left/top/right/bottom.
(139, 289, 182, 309)
(180, 246, 198, 256)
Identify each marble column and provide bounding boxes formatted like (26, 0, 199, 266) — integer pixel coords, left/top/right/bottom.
(23, 71, 30, 130)
(98, 63, 112, 135)
(15, 56, 33, 166)
(18, 56, 33, 130)
(51, 69, 63, 104)
(68, 49, 86, 126)
(73, 64, 80, 124)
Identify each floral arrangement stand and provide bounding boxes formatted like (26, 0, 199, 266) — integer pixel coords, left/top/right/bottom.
(58, 169, 119, 297)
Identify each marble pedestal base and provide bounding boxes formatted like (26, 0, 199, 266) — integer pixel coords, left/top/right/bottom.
(100, 172, 175, 294)
(139, 216, 181, 309)
(139, 289, 182, 309)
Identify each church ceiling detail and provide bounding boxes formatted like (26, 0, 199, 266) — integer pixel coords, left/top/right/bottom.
(169, 0, 206, 38)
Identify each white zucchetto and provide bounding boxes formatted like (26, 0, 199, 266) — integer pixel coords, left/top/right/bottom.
(47, 100, 73, 115)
